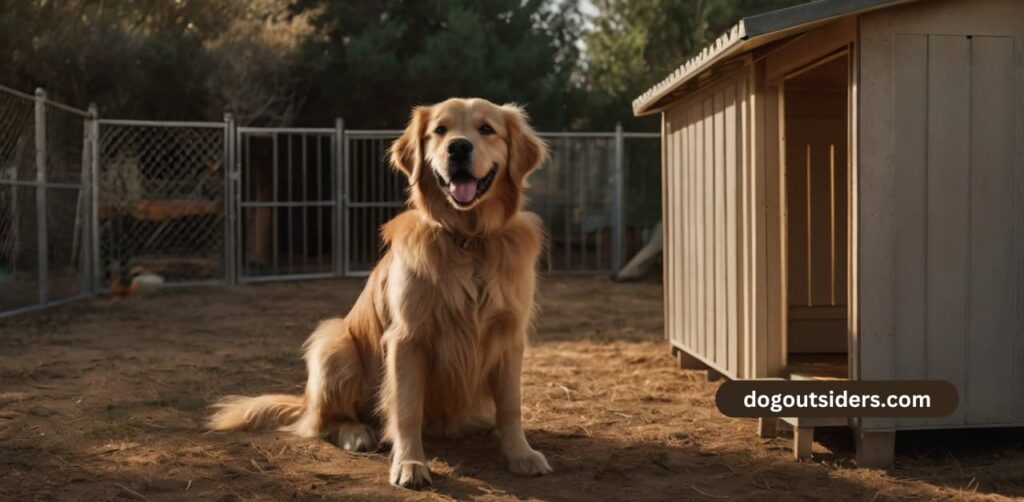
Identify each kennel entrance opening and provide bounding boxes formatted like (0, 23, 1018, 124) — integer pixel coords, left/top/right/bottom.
(235, 127, 340, 282)
(782, 52, 850, 379)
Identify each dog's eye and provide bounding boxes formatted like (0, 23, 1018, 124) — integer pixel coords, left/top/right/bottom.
(434, 126, 447, 135)
(479, 124, 495, 136)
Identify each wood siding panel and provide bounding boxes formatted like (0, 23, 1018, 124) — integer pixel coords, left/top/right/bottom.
(740, 77, 752, 379)
(696, 103, 707, 358)
(704, 98, 715, 361)
(684, 112, 692, 350)
(688, 110, 698, 353)
(715, 91, 728, 369)
(663, 115, 671, 344)
(750, 61, 774, 377)
(858, 0, 1024, 432)
(679, 112, 687, 350)
(857, 13, 897, 431)
(668, 112, 679, 348)
(926, 35, 970, 427)
(725, 83, 740, 375)
(765, 86, 784, 373)
(892, 34, 929, 430)
(968, 36, 1016, 425)
(1016, 37, 1024, 424)
(662, 71, 755, 380)
(893, 34, 928, 384)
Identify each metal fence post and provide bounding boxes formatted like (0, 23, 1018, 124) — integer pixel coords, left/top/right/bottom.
(34, 88, 49, 305)
(611, 123, 625, 273)
(81, 104, 97, 294)
(224, 112, 237, 284)
(89, 104, 101, 292)
(334, 118, 345, 276)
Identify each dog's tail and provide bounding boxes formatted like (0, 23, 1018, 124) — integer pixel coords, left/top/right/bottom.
(207, 394, 305, 431)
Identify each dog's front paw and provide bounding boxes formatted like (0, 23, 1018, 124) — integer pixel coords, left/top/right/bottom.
(506, 448, 553, 476)
(390, 459, 432, 489)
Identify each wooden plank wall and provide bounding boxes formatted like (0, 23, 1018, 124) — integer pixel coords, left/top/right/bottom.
(859, 0, 1024, 430)
(663, 71, 751, 378)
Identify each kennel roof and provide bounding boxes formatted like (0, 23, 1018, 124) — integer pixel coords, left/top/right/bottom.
(632, 0, 914, 115)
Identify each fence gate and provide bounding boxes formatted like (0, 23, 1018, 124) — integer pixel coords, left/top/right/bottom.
(234, 126, 340, 282)
(342, 130, 406, 276)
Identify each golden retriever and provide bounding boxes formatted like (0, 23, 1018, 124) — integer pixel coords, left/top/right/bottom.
(208, 98, 551, 488)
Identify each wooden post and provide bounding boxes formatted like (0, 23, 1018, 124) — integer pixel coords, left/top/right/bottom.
(706, 368, 726, 382)
(855, 430, 895, 468)
(757, 417, 777, 438)
(675, 347, 709, 370)
(794, 426, 814, 460)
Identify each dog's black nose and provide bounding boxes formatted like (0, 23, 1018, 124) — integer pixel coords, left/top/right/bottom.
(447, 138, 473, 159)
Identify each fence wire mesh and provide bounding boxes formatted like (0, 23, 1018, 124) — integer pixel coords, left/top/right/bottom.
(623, 135, 662, 259)
(3, 82, 661, 316)
(1, 86, 92, 315)
(535, 135, 617, 273)
(97, 122, 226, 286)
(43, 104, 89, 302)
(0, 89, 37, 313)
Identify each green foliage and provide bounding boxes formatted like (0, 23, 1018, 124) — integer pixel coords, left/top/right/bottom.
(581, 0, 808, 130)
(0, 0, 232, 119)
(291, 0, 584, 129)
(0, 0, 808, 129)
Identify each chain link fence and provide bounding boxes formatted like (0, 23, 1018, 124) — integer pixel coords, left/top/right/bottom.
(96, 120, 227, 287)
(0, 82, 662, 317)
(0, 85, 93, 316)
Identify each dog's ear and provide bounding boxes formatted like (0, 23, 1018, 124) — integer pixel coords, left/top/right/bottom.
(390, 105, 432, 183)
(502, 104, 547, 188)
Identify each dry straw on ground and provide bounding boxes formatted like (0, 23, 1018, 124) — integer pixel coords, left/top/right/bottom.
(1, 277, 1022, 500)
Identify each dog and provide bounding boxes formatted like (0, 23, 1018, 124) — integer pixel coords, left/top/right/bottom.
(208, 98, 552, 489)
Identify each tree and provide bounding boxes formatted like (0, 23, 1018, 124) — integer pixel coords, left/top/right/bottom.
(204, 0, 316, 125)
(289, 0, 585, 129)
(0, 0, 309, 123)
(581, 0, 808, 130)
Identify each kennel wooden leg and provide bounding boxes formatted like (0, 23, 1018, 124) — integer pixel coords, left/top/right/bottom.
(758, 418, 778, 438)
(855, 430, 895, 468)
(794, 426, 814, 460)
(674, 348, 708, 370)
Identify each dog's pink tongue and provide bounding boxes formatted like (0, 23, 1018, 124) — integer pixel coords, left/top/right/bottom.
(450, 179, 478, 204)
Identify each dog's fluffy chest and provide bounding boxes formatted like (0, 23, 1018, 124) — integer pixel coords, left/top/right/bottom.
(398, 235, 528, 329)
(381, 211, 543, 371)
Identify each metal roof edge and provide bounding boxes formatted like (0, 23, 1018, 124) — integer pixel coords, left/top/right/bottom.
(631, 22, 747, 116)
(743, 0, 904, 37)
(632, 0, 917, 116)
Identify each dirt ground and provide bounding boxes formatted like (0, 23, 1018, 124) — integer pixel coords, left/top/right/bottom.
(2, 276, 1023, 501)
